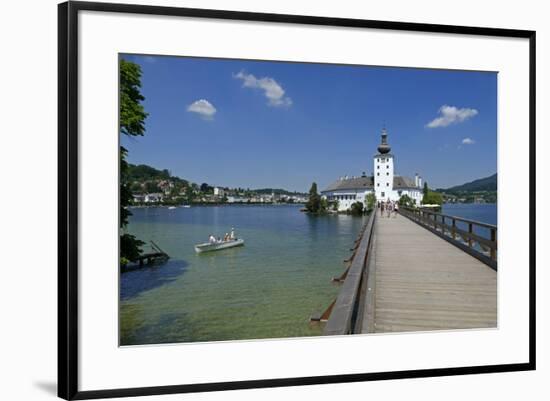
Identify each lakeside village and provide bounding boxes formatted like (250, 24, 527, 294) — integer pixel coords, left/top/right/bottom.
(127, 129, 495, 213)
(127, 164, 308, 207)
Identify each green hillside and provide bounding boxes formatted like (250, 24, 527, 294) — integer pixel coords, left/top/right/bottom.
(442, 173, 497, 193)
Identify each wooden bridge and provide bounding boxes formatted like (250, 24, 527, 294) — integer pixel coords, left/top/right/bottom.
(318, 207, 497, 335)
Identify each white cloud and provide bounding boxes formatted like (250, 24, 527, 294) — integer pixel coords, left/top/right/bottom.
(426, 105, 478, 128)
(234, 71, 292, 107)
(187, 99, 217, 120)
(462, 137, 476, 145)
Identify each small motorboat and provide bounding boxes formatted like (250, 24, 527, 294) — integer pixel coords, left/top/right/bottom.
(168, 206, 177, 210)
(194, 238, 244, 253)
(182, 205, 191, 208)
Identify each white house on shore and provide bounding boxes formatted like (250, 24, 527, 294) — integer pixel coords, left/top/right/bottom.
(321, 128, 424, 212)
(132, 193, 164, 203)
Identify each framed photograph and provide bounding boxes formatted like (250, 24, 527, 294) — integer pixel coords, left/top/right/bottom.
(58, 1, 536, 399)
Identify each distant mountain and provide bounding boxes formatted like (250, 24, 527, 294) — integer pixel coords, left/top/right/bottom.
(441, 173, 497, 193)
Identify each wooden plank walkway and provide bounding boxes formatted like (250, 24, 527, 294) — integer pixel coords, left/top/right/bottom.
(363, 213, 497, 333)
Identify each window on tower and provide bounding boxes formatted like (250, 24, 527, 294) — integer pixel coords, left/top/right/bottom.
(386, 183, 389, 186)
(386, 172, 389, 176)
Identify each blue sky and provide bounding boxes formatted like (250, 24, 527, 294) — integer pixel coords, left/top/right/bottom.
(121, 54, 497, 192)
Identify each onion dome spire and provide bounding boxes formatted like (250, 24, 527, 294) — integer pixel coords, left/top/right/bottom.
(377, 127, 391, 154)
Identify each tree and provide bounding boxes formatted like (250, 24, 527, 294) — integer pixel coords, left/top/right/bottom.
(365, 193, 376, 212)
(145, 181, 160, 193)
(120, 60, 148, 137)
(399, 194, 414, 207)
(305, 182, 321, 213)
(319, 197, 328, 213)
(200, 182, 212, 193)
(120, 59, 148, 263)
(422, 191, 443, 205)
(423, 181, 429, 197)
(130, 182, 143, 193)
(185, 186, 195, 202)
(350, 201, 364, 215)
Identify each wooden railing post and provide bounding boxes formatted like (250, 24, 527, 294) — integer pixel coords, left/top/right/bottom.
(399, 207, 497, 270)
(452, 218, 456, 239)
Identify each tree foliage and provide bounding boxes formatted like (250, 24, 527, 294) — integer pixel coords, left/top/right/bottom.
(365, 193, 376, 212)
(442, 173, 497, 193)
(319, 197, 328, 213)
(126, 164, 180, 182)
(350, 201, 364, 216)
(120, 60, 147, 263)
(398, 194, 414, 207)
(305, 182, 321, 213)
(120, 59, 148, 137)
(422, 190, 443, 205)
(144, 181, 161, 194)
(200, 183, 213, 193)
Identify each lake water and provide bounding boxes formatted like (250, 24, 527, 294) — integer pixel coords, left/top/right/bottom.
(442, 203, 497, 226)
(120, 205, 366, 345)
(442, 203, 497, 240)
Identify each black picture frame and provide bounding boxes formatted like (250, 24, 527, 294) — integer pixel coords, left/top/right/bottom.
(58, 1, 536, 399)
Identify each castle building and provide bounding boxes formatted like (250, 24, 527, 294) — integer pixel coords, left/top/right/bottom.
(321, 128, 424, 212)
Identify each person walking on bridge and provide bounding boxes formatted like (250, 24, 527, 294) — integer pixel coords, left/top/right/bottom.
(387, 200, 393, 218)
(380, 201, 385, 217)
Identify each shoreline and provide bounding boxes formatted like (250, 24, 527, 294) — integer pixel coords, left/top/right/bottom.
(128, 202, 306, 208)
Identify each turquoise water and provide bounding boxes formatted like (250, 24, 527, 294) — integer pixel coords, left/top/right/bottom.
(120, 205, 366, 345)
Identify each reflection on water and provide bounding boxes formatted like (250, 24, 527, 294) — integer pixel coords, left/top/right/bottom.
(121, 260, 188, 301)
(120, 205, 365, 345)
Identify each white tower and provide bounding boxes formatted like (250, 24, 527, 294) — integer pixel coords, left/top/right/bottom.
(373, 128, 394, 201)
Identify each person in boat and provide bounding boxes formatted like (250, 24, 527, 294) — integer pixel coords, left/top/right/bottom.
(208, 234, 216, 244)
(223, 233, 229, 242)
(230, 228, 235, 240)
(217, 236, 222, 243)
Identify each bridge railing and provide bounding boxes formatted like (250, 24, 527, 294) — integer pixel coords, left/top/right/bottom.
(399, 206, 497, 270)
(323, 211, 377, 335)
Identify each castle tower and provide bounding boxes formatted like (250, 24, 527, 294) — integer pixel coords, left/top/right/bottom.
(374, 128, 394, 201)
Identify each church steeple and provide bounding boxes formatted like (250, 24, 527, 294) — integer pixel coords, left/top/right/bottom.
(377, 127, 391, 154)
